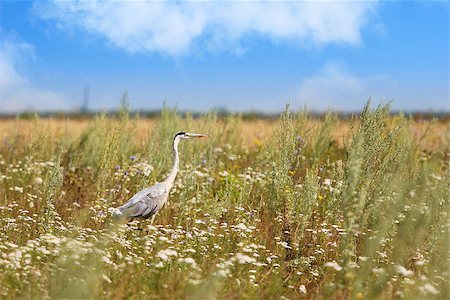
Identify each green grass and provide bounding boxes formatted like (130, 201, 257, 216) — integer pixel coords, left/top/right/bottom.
(0, 104, 448, 299)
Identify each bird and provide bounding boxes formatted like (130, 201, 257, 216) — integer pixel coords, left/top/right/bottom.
(112, 131, 207, 224)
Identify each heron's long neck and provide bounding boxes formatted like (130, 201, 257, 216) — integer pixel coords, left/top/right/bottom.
(163, 137, 180, 189)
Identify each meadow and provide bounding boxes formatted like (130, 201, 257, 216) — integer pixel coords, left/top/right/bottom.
(0, 104, 448, 299)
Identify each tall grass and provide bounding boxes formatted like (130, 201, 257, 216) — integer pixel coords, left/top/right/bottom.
(0, 104, 448, 299)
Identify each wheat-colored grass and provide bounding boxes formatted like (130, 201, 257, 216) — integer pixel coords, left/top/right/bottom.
(0, 106, 448, 299)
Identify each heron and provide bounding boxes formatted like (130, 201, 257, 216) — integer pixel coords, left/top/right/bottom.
(112, 131, 207, 224)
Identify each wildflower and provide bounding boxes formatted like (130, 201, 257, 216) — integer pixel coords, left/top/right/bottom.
(242, 246, 252, 253)
(324, 261, 343, 271)
(43, 234, 62, 245)
(415, 259, 426, 266)
(34, 177, 43, 185)
(156, 249, 178, 261)
(420, 283, 439, 295)
(11, 186, 23, 193)
(358, 256, 369, 262)
(213, 147, 223, 154)
(102, 275, 112, 284)
(403, 278, 416, 286)
(219, 170, 229, 177)
(183, 257, 196, 265)
(347, 262, 358, 269)
(185, 277, 202, 287)
(299, 285, 307, 294)
(102, 256, 113, 265)
(235, 253, 256, 264)
(372, 268, 385, 275)
(395, 265, 413, 277)
(228, 154, 237, 161)
(431, 174, 441, 180)
(216, 268, 230, 277)
(146, 225, 157, 232)
(253, 138, 262, 147)
(135, 161, 154, 176)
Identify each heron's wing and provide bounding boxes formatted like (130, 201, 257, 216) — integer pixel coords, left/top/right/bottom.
(126, 200, 157, 218)
(118, 184, 168, 218)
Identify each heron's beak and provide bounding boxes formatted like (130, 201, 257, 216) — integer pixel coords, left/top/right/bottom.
(188, 133, 208, 138)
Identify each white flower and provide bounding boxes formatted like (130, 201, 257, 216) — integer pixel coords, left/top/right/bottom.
(420, 283, 439, 295)
(146, 225, 157, 232)
(395, 265, 413, 277)
(42, 234, 62, 245)
(34, 177, 43, 185)
(219, 170, 230, 177)
(242, 246, 252, 253)
(299, 285, 307, 294)
(235, 253, 256, 264)
(415, 259, 426, 266)
(133, 161, 154, 176)
(216, 268, 230, 277)
(228, 154, 237, 161)
(102, 256, 113, 265)
(234, 223, 248, 231)
(156, 249, 178, 261)
(358, 256, 369, 262)
(213, 147, 223, 154)
(13, 186, 23, 193)
(178, 257, 196, 265)
(324, 261, 343, 271)
(372, 268, 385, 274)
(102, 275, 112, 284)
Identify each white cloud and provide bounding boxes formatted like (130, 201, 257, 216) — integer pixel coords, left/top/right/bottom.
(34, 0, 379, 55)
(298, 62, 398, 111)
(0, 38, 70, 113)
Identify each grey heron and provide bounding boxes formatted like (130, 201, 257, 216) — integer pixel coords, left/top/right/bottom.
(112, 131, 207, 223)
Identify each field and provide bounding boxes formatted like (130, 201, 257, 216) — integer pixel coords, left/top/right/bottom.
(0, 105, 448, 299)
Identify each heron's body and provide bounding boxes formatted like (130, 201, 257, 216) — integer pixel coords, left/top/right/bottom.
(114, 183, 169, 220)
(112, 131, 206, 223)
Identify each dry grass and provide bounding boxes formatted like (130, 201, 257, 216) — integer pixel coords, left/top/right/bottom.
(0, 116, 447, 151)
(0, 107, 448, 299)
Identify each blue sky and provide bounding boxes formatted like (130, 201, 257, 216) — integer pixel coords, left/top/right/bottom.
(0, 0, 448, 113)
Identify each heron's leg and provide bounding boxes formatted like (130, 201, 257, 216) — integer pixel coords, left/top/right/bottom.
(143, 215, 157, 234)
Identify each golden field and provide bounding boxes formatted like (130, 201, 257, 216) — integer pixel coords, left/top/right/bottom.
(0, 106, 448, 299)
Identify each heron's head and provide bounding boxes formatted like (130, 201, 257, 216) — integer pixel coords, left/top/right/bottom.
(174, 131, 208, 140)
